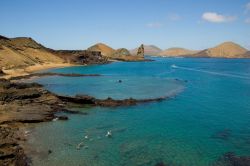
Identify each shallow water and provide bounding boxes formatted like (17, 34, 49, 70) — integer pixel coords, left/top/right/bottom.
(27, 57, 250, 166)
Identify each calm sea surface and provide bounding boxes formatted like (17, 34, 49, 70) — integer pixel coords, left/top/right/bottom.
(27, 57, 250, 166)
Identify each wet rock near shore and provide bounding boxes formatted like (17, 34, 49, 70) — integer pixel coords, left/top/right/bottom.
(0, 125, 28, 166)
(58, 95, 167, 107)
(9, 72, 101, 81)
(57, 116, 69, 121)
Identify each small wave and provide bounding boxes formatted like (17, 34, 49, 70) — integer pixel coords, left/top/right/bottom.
(172, 65, 250, 80)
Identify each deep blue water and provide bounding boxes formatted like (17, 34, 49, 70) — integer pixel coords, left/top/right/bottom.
(27, 57, 250, 166)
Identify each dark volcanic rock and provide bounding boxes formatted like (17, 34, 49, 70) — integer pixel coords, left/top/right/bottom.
(0, 126, 28, 166)
(10, 72, 101, 81)
(0, 35, 10, 41)
(0, 88, 41, 102)
(57, 95, 96, 105)
(50, 50, 108, 65)
(0, 70, 5, 76)
(58, 116, 69, 120)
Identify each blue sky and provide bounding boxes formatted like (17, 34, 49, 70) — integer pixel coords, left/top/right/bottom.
(1, 0, 250, 50)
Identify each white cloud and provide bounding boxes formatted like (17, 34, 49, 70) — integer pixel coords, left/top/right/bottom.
(245, 18, 250, 24)
(202, 12, 236, 23)
(167, 13, 181, 21)
(146, 22, 162, 28)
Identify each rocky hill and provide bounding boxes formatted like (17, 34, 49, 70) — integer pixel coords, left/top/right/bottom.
(0, 35, 109, 70)
(0, 36, 64, 69)
(88, 43, 145, 61)
(87, 43, 115, 57)
(158, 47, 198, 57)
(192, 42, 248, 58)
(130, 45, 162, 56)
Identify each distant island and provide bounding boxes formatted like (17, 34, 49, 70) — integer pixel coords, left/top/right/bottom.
(144, 42, 249, 58)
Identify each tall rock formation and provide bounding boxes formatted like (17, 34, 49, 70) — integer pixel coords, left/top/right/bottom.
(130, 45, 161, 56)
(137, 44, 144, 57)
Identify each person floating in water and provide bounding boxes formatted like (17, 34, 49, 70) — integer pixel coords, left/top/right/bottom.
(106, 130, 112, 138)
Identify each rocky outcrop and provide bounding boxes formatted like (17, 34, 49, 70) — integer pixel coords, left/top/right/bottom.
(9, 72, 101, 81)
(111, 48, 131, 57)
(0, 70, 4, 76)
(136, 44, 144, 57)
(130, 45, 161, 56)
(50, 50, 107, 65)
(0, 125, 28, 166)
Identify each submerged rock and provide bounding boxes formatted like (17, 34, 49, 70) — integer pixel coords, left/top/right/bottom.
(58, 116, 68, 121)
(216, 152, 250, 166)
(211, 129, 232, 140)
(155, 162, 166, 166)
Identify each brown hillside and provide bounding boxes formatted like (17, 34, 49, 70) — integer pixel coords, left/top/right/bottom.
(0, 36, 64, 69)
(159, 48, 198, 56)
(193, 42, 248, 58)
(87, 43, 115, 57)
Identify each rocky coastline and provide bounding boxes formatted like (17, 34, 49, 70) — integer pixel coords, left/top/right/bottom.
(0, 74, 171, 166)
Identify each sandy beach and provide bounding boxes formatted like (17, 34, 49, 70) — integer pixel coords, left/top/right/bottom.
(1, 63, 77, 79)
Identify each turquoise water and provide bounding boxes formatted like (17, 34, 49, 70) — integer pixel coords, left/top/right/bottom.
(27, 57, 250, 166)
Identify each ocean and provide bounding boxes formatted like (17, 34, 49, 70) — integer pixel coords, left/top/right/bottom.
(26, 57, 250, 166)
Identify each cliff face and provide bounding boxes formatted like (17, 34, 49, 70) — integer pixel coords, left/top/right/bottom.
(0, 36, 64, 69)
